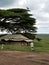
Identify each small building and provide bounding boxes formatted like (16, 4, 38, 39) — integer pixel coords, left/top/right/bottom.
(0, 34, 33, 46)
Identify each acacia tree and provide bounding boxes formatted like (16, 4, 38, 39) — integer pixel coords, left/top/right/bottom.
(0, 8, 36, 34)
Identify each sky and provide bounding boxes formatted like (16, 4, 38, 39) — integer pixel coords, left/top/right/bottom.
(0, 0, 49, 34)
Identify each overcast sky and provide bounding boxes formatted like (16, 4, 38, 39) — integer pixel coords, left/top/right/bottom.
(0, 0, 49, 34)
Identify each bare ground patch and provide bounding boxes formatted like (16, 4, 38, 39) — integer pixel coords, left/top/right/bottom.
(0, 51, 49, 65)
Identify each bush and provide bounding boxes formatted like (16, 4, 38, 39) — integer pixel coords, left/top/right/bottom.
(22, 33, 36, 40)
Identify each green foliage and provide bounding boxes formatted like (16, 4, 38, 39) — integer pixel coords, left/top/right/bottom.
(0, 9, 21, 17)
(22, 33, 36, 40)
(0, 8, 36, 34)
(0, 34, 6, 37)
(7, 8, 29, 13)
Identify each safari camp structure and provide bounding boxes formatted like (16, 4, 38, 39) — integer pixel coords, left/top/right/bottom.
(0, 34, 33, 46)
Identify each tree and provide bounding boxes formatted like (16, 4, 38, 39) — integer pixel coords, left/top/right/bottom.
(0, 8, 36, 34)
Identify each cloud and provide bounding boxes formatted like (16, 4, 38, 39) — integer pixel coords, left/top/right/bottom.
(43, 0, 49, 13)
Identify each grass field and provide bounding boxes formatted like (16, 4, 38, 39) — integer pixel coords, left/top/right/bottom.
(36, 34, 49, 40)
(34, 39, 49, 52)
(34, 34, 49, 52)
(0, 34, 49, 52)
(0, 45, 32, 51)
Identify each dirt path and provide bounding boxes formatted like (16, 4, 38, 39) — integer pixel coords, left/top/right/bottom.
(0, 51, 49, 65)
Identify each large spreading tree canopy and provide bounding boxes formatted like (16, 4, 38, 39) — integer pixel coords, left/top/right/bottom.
(0, 8, 36, 34)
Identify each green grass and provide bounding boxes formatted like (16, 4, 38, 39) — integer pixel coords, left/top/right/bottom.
(32, 34, 49, 52)
(0, 45, 32, 51)
(34, 39, 49, 52)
